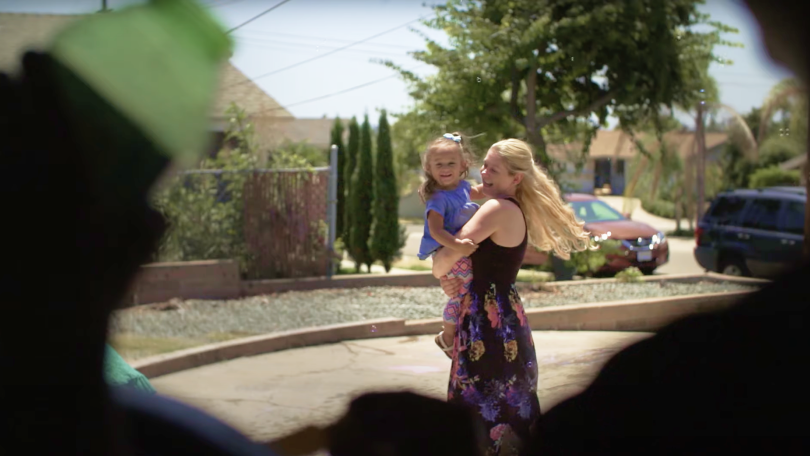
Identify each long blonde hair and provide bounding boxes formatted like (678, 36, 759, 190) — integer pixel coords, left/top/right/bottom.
(491, 139, 594, 260)
(418, 132, 475, 204)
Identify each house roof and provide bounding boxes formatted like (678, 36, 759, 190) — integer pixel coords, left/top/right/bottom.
(547, 129, 728, 162)
(0, 12, 293, 119)
(254, 117, 352, 149)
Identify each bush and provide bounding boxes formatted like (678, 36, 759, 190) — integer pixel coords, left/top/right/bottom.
(616, 267, 644, 283)
(748, 166, 801, 189)
(564, 239, 622, 277)
(152, 103, 258, 275)
(640, 197, 676, 219)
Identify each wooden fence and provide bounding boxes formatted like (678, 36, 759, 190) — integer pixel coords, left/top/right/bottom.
(243, 169, 330, 279)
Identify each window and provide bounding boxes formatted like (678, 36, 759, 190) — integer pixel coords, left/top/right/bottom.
(740, 198, 781, 231)
(708, 196, 747, 225)
(783, 201, 805, 235)
(568, 201, 624, 223)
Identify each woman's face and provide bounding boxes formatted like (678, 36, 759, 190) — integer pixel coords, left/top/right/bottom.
(480, 147, 521, 198)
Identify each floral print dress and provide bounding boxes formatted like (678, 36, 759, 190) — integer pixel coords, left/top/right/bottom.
(448, 198, 540, 456)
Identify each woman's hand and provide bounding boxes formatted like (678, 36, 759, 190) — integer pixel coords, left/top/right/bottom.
(439, 276, 465, 298)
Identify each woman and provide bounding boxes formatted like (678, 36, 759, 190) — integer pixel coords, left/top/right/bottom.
(432, 139, 592, 455)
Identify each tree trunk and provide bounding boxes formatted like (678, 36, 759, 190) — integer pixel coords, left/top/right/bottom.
(674, 187, 682, 233)
(650, 159, 663, 201)
(525, 55, 551, 169)
(696, 103, 707, 221)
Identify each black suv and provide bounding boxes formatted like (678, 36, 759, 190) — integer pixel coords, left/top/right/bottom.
(694, 186, 806, 278)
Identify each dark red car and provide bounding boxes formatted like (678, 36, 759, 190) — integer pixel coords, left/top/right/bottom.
(567, 193, 669, 274)
(523, 194, 670, 275)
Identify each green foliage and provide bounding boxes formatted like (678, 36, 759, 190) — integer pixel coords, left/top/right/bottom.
(152, 103, 259, 275)
(331, 117, 347, 239)
(384, 0, 738, 172)
(267, 139, 327, 169)
(348, 115, 375, 271)
(721, 142, 757, 189)
(564, 239, 622, 276)
(370, 111, 406, 272)
(616, 267, 644, 283)
(748, 166, 801, 189)
(343, 117, 360, 246)
(757, 135, 803, 168)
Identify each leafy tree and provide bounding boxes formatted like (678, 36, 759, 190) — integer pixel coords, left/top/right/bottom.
(371, 110, 406, 272)
(343, 117, 360, 247)
(267, 139, 327, 169)
(384, 0, 739, 174)
(749, 166, 801, 189)
(331, 117, 347, 238)
(348, 115, 375, 272)
(152, 103, 259, 275)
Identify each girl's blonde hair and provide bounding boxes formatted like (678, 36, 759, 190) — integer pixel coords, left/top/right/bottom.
(491, 138, 594, 260)
(418, 132, 475, 204)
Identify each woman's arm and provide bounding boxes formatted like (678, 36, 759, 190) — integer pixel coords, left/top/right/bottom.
(431, 199, 505, 278)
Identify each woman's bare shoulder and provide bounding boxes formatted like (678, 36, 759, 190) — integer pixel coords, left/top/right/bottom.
(478, 198, 523, 219)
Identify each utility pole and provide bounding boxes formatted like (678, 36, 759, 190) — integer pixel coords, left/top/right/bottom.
(696, 101, 706, 221)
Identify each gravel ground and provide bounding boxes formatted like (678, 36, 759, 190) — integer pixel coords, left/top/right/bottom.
(111, 281, 758, 340)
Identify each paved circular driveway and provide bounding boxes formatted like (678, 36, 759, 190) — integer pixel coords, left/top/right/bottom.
(152, 330, 651, 444)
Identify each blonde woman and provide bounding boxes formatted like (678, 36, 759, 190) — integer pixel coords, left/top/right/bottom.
(432, 138, 592, 455)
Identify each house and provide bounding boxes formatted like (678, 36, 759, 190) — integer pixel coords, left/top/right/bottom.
(547, 129, 729, 195)
(0, 12, 340, 164)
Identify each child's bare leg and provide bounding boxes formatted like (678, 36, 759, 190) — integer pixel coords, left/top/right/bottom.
(441, 322, 456, 346)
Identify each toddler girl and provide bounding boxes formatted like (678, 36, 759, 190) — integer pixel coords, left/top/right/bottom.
(417, 132, 483, 358)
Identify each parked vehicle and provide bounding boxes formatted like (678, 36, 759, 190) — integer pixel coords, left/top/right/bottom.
(566, 194, 670, 275)
(694, 186, 806, 278)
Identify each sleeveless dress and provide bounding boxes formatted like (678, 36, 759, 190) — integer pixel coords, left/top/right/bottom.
(447, 198, 541, 456)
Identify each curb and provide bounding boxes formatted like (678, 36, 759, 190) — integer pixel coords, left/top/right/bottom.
(131, 288, 759, 379)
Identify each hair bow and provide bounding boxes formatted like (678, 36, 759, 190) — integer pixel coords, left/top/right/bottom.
(443, 133, 461, 143)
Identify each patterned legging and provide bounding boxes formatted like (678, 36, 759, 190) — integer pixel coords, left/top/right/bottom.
(442, 256, 474, 325)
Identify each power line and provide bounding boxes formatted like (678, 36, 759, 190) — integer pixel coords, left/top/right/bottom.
(226, 0, 293, 34)
(234, 29, 416, 50)
(228, 14, 431, 88)
(234, 38, 412, 59)
(257, 64, 429, 114)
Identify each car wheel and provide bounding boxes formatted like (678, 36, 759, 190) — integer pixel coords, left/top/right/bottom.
(640, 267, 656, 276)
(718, 255, 750, 277)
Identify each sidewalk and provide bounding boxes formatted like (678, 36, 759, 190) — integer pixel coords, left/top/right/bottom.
(598, 196, 695, 233)
(151, 330, 651, 445)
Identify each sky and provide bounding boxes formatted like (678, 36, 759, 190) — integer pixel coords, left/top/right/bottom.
(0, 0, 796, 128)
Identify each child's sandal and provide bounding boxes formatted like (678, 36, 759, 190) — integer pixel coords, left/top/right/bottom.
(434, 331, 453, 359)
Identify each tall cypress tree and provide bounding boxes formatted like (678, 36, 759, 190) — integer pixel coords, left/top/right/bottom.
(370, 110, 404, 272)
(330, 117, 346, 239)
(343, 117, 360, 249)
(348, 114, 374, 272)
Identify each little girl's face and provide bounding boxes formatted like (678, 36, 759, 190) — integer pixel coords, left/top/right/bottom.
(428, 145, 465, 188)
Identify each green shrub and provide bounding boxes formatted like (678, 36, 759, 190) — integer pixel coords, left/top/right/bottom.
(616, 267, 644, 283)
(564, 239, 622, 276)
(748, 166, 801, 189)
(640, 197, 676, 219)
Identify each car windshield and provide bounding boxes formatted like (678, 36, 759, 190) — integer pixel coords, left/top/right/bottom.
(568, 200, 626, 223)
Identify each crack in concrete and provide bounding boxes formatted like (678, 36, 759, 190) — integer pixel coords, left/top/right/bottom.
(168, 394, 318, 411)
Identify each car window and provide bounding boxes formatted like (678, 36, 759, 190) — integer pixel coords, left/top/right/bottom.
(783, 201, 805, 235)
(740, 198, 781, 232)
(707, 196, 747, 225)
(568, 201, 624, 223)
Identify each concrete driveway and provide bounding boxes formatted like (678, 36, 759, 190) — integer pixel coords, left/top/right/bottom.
(151, 331, 651, 445)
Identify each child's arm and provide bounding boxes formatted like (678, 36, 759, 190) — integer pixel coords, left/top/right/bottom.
(427, 211, 477, 257)
(470, 184, 484, 201)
